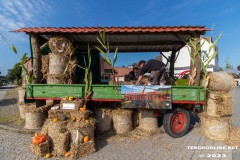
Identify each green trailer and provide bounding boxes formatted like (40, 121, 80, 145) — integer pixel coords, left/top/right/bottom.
(14, 25, 209, 138)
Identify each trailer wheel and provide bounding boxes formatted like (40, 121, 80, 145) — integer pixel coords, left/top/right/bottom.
(163, 108, 190, 138)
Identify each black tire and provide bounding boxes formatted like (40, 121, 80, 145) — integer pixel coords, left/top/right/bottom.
(163, 108, 190, 138)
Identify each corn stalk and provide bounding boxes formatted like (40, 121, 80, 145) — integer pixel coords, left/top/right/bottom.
(78, 45, 92, 99)
(95, 29, 118, 85)
(187, 33, 222, 86)
(1, 33, 35, 86)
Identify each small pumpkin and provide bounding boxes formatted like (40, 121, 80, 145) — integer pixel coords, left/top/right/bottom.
(79, 107, 86, 111)
(32, 134, 47, 144)
(71, 117, 76, 122)
(83, 136, 89, 143)
(34, 132, 38, 137)
(65, 151, 71, 157)
(53, 118, 58, 122)
(45, 153, 51, 158)
(68, 96, 73, 101)
(85, 119, 90, 123)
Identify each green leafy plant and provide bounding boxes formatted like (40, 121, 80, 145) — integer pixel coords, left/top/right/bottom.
(187, 33, 222, 84)
(95, 29, 118, 84)
(0, 33, 35, 86)
(78, 45, 92, 98)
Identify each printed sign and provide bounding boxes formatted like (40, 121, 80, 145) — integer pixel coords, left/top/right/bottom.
(121, 85, 172, 109)
(62, 103, 75, 110)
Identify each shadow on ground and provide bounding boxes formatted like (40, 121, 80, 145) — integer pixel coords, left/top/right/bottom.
(0, 98, 18, 107)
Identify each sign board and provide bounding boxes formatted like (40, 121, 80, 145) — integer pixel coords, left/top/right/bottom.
(121, 85, 172, 109)
(62, 103, 75, 110)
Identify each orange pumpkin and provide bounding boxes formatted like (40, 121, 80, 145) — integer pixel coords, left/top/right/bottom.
(83, 136, 89, 143)
(32, 134, 47, 144)
(79, 107, 86, 111)
(65, 151, 71, 157)
(85, 119, 90, 123)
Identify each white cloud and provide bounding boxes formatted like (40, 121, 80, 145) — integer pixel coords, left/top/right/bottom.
(0, 0, 52, 41)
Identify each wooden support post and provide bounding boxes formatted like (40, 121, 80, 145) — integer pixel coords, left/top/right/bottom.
(30, 34, 42, 83)
(169, 50, 176, 79)
(190, 35, 201, 86)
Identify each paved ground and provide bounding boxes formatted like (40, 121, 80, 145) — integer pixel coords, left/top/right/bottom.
(0, 87, 239, 160)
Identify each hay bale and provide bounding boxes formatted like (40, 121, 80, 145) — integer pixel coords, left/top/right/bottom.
(47, 74, 67, 84)
(41, 55, 49, 75)
(200, 113, 230, 141)
(71, 140, 96, 159)
(49, 37, 74, 56)
(25, 104, 48, 130)
(95, 108, 113, 132)
(41, 119, 51, 135)
(113, 109, 132, 134)
(139, 109, 158, 131)
(48, 122, 70, 156)
(48, 110, 70, 120)
(48, 53, 68, 74)
(207, 72, 235, 92)
(207, 92, 233, 117)
(225, 126, 240, 146)
(18, 87, 25, 103)
(18, 102, 26, 119)
(30, 140, 49, 157)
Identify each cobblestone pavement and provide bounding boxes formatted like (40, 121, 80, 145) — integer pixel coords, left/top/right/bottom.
(0, 126, 233, 160)
(0, 87, 239, 160)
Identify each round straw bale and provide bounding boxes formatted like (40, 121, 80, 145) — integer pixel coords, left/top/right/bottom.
(139, 109, 158, 131)
(207, 92, 233, 117)
(113, 109, 133, 134)
(225, 125, 240, 146)
(41, 55, 49, 75)
(49, 37, 74, 56)
(25, 104, 48, 129)
(18, 102, 26, 119)
(47, 74, 67, 84)
(200, 113, 230, 141)
(48, 53, 68, 74)
(207, 72, 235, 92)
(18, 87, 25, 103)
(95, 108, 113, 132)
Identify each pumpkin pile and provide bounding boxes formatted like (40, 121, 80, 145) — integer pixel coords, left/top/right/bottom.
(31, 97, 96, 158)
(30, 133, 49, 157)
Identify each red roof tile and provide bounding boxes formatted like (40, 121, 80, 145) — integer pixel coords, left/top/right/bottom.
(12, 26, 208, 34)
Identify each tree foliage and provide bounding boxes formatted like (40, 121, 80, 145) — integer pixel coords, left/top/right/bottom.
(6, 63, 22, 85)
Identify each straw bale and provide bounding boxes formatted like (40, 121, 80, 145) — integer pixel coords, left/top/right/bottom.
(225, 125, 240, 146)
(71, 140, 96, 159)
(47, 74, 67, 84)
(48, 126, 70, 156)
(41, 119, 51, 135)
(113, 109, 133, 134)
(70, 110, 91, 121)
(139, 109, 158, 131)
(48, 110, 70, 120)
(25, 104, 48, 129)
(18, 87, 25, 103)
(200, 113, 230, 141)
(207, 72, 235, 92)
(49, 37, 74, 57)
(18, 102, 26, 119)
(95, 108, 113, 132)
(48, 53, 67, 74)
(207, 92, 233, 117)
(30, 140, 49, 157)
(41, 55, 49, 75)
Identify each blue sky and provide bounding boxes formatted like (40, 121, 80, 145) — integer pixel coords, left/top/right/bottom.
(0, 0, 240, 75)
